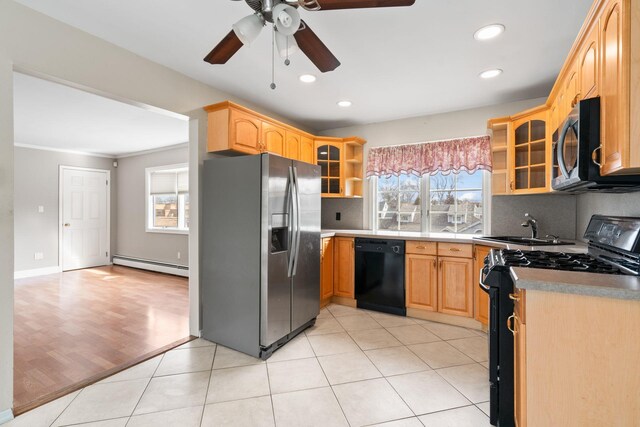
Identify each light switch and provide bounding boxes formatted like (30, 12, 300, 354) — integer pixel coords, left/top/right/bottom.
(38, 205, 44, 213)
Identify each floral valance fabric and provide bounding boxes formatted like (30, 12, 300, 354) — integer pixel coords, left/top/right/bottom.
(366, 135, 492, 177)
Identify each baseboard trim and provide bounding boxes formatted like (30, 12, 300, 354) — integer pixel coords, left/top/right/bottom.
(0, 409, 14, 425)
(14, 266, 62, 279)
(112, 256, 188, 277)
(406, 307, 483, 330)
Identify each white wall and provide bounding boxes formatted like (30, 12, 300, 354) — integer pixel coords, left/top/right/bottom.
(0, 0, 313, 417)
(115, 145, 189, 266)
(320, 98, 547, 229)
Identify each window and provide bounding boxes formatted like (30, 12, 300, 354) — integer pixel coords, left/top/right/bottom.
(146, 164, 189, 234)
(374, 170, 489, 234)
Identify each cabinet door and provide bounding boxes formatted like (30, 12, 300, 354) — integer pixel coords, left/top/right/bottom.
(514, 316, 527, 427)
(600, 0, 627, 175)
(333, 237, 354, 298)
(285, 131, 301, 160)
(320, 238, 334, 306)
(406, 254, 438, 311)
(438, 256, 473, 317)
(229, 109, 262, 154)
(316, 141, 344, 197)
(565, 63, 579, 112)
(512, 110, 548, 193)
(473, 245, 492, 325)
(580, 25, 599, 99)
(299, 136, 314, 164)
(262, 121, 286, 157)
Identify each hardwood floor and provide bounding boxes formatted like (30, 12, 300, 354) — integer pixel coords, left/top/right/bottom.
(13, 265, 190, 414)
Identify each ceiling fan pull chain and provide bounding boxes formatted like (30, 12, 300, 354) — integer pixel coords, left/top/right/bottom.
(270, 27, 277, 90)
(285, 35, 291, 66)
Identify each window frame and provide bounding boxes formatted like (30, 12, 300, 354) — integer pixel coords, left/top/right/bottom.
(371, 171, 491, 234)
(145, 163, 189, 235)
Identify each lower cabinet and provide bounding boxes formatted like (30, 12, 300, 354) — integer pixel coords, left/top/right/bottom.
(438, 256, 474, 317)
(333, 237, 355, 298)
(514, 316, 527, 427)
(320, 237, 334, 307)
(406, 241, 474, 318)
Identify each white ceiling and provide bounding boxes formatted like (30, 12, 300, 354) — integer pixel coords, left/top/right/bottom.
(13, 72, 189, 157)
(14, 0, 593, 131)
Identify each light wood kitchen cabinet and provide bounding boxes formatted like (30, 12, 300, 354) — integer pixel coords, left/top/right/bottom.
(299, 135, 314, 164)
(511, 108, 549, 194)
(579, 22, 599, 99)
(564, 61, 580, 112)
(285, 131, 300, 160)
(333, 237, 355, 298)
(438, 256, 473, 317)
(473, 245, 492, 326)
(405, 241, 438, 312)
(320, 237, 334, 307)
(600, 0, 627, 176)
(487, 118, 511, 195)
(262, 121, 286, 157)
(205, 101, 367, 194)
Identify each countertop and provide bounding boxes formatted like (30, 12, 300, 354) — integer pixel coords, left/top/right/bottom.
(511, 267, 640, 300)
(320, 229, 588, 252)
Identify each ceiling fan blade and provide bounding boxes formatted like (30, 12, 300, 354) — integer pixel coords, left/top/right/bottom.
(293, 21, 340, 73)
(309, 0, 415, 10)
(203, 30, 244, 65)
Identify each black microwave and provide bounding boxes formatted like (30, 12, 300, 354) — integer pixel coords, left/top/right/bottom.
(552, 97, 640, 192)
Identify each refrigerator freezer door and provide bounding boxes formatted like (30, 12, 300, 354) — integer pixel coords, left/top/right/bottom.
(290, 160, 321, 332)
(260, 155, 293, 348)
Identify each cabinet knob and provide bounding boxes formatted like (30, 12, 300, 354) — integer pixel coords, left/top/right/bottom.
(509, 292, 520, 301)
(449, 248, 461, 252)
(507, 314, 519, 335)
(416, 245, 427, 249)
(591, 146, 602, 167)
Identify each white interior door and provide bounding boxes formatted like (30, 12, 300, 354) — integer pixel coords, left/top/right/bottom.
(62, 168, 109, 271)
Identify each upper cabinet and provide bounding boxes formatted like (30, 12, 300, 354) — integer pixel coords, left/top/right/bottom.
(204, 101, 366, 197)
(487, 0, 640, 193)
(512, 109, 549, 193)
(314, 136, 365, 198)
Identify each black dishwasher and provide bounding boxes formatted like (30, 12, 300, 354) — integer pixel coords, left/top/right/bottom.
(355, 238, 406, 316)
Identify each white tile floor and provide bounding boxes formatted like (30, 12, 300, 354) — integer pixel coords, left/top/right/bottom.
(7, 305, 491, 427)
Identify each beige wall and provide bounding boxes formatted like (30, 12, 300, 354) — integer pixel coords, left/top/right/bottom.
(13, 147, 117, 272)
(320, 98, 548, 229)
(0, 53, 15, 421)
(115, 146, 189, 266)
(0, 0, 313, 417)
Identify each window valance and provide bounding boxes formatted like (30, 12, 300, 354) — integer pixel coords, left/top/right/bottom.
(366, 135, 492, 177)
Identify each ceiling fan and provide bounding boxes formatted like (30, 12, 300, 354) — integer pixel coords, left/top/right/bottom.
(204, 0, 416, 74)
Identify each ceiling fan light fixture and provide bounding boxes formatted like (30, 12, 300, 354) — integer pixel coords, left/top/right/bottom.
(337, 100, 352, 108)
(480, 68, 503, 79)
(474, 24, 505, 41)
(299, 74, 317, 83)
(232, 13, 265, 45)
(272, 4, 301, 36)
(275, 30, 299, 58)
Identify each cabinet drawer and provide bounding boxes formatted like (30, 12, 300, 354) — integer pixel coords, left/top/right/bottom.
(406, 241, 437, 255)
(438, 242, 473, 258)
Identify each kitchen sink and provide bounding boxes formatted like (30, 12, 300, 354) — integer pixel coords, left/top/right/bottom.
(477, 236, 575, 246)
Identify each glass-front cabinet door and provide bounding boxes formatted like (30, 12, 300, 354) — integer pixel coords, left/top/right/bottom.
(511, 109, 549, 193)
(316, 141, 343, 196)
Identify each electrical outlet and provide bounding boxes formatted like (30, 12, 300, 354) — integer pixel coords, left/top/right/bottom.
(336, 212, 341, 221)
(34, 252, 44, 260)
(177, 251, 181, 260)
(38, 205, 44, 213)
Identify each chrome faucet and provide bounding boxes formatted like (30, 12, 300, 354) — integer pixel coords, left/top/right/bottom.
(521, 213, 539, 239)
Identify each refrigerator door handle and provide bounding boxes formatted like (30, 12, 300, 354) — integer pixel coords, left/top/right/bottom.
(292, 166, 302, 277)
(287, 166, 298, 278)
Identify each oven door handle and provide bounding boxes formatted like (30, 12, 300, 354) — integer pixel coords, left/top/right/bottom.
(556, 116, 577, 179)
(478, 267, 490, 292)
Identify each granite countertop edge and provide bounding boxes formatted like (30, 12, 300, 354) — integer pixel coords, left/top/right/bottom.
(511, 267, 640, 300)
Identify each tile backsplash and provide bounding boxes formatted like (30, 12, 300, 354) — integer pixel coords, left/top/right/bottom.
(321, 198, 364, 230)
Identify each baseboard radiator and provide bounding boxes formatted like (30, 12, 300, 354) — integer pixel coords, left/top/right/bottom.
(112, 255, 189, 278)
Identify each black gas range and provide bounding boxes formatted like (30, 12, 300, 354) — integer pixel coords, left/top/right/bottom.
(480, 215, 640, 427)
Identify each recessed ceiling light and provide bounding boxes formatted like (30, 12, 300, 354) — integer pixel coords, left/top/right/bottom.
(480, 69, 503, 79)
(299, 74, 317, 83)
(337, 100, 352, 108)
(474, 24, 505, 41)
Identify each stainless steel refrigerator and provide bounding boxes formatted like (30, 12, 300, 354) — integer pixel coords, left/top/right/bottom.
(202, 154, 321, 359)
